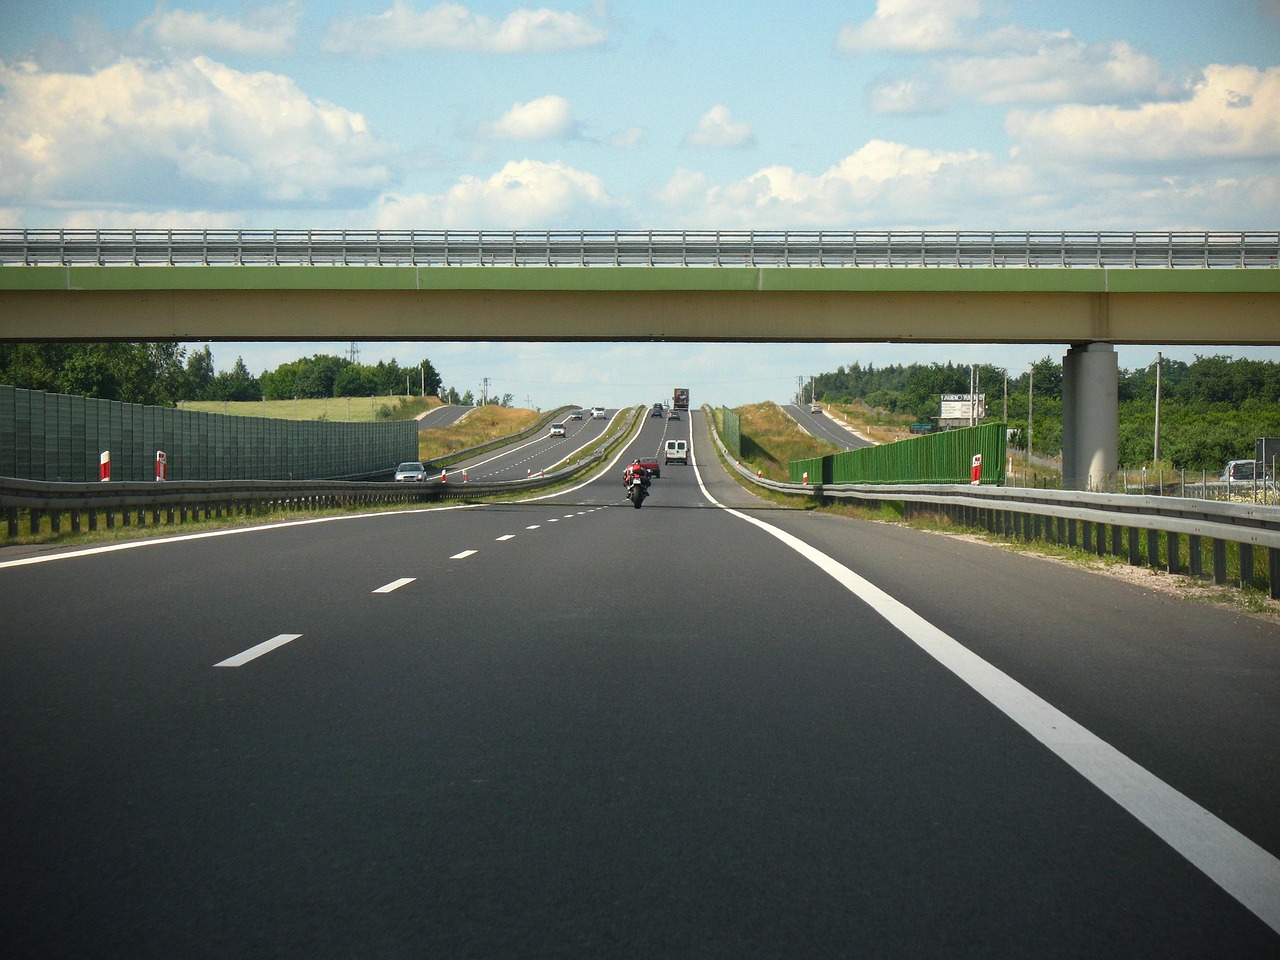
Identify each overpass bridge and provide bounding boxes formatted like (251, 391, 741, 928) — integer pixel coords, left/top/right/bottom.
(1, 229, 1277, 488)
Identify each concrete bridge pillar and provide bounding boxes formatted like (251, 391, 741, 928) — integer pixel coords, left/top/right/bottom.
(1062, 342, 1118, 490)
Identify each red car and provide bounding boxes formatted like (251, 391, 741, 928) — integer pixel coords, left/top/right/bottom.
(634, 455, 660, 479)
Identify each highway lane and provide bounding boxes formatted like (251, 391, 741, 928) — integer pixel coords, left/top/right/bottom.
(416, 403, 473, 430)
(441, 409, 618, 482)
(2, 412, 1277, 958)
(784, 402, 873, 450)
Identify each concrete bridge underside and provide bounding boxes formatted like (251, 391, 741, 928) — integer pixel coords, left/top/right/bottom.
(1, 265, 1277, 489)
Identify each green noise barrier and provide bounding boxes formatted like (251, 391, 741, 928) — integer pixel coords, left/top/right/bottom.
(720, 406, 742, 459)
(0, 384, 418, 482)
(790, 422, 1007, 486)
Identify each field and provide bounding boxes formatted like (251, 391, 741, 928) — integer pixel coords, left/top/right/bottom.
(178, 396, 441, 422)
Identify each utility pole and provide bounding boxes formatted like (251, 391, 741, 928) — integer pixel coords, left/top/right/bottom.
(1153, 351, 1162, 463)
(481, 377, 490, 405)
(1027, 363, 1034, 459)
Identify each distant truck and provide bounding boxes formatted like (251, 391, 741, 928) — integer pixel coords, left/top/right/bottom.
(673, 387, 689, 409)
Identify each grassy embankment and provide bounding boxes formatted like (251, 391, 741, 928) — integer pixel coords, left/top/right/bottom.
(178, 395, 442, 422)
(417, 406, 543, 463)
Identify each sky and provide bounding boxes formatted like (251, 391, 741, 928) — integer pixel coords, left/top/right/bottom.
(2, 0, 1278, 408)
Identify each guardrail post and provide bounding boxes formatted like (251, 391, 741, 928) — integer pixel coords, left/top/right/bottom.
(1128, 527, 1142, 566)
(1146, 529, 1159, 567)
(1189, 535, 1203, 579)
(105, 508, 114, 529)
(50, 509, 60, 534)
(1167, 532, 1180, 574)
(1270, 548, 1280, 600)
(1082, 520, 1093, 553)
(1213, 539, 1227, 584)
(1067, 518, 1078, 548)
(1110, 524, 1123, 557)
(1239, 543, 1255, 589)
(71, 509, 81, 534)
(88, 508, 98, 532)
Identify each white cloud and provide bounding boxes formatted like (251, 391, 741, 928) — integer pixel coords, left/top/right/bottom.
(652, 138, 1280, 230)
(323, 2, 607, 57)
(1007, 65, 1280, 164)
(657, 140, 1001, 227)
(609, 126, 646, 149)
(845, 1, 1180, 111)
(134, 2, 301, 56)
(478, 94, 575, 141)
(682, 105, 755, 149)
(0, 57, 398, 213)
(837, 0, 984, 55)
(374, 158, 617, 228)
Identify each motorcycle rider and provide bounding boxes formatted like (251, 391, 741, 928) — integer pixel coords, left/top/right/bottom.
(623, 458, 651, 492)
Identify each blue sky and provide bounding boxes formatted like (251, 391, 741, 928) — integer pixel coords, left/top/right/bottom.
(2, 0, 1278, 408)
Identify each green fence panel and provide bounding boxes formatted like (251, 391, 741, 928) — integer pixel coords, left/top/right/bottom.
(0, 385, 418, 481)
(721, 406, 742, 459)
(800, 423, 1007, 486)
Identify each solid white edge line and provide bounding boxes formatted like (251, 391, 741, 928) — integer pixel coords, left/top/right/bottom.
(214, 633, 302, 668)
(688, 411, 1280, 935)
(373, 577, 416, 594)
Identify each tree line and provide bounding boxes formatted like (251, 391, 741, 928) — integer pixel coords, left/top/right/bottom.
(0, 344, 445, 406)
(811, 355, 1280, 470)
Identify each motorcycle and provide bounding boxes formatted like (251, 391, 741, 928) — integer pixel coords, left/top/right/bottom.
(625, 475, 648, 508)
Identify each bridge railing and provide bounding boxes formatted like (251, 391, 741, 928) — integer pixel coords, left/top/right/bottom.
(2, 229, 1277, 269)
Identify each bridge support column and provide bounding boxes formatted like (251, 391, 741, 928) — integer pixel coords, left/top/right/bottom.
(1062, 342, 1118, 491)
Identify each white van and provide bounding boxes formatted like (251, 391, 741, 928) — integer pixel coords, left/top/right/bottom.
(664, 439, 688, 465)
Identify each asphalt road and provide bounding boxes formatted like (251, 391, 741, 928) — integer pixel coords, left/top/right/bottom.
(783, 403, 873, 451)
(439, 410, 621, 482)
(2, 409, 1278, 958)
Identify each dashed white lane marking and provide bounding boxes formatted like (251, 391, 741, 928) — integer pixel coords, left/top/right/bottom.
(214, 633, 302, 668)
(688, 415, 1280, 936)
(496, 535, 515, 541)
(526, 524, 541, 530)
(451, 549, 477, 559)
(548, 518, 560, 523)
(373, 578, 416, 594)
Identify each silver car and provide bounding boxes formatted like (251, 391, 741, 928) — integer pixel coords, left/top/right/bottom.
(394, 461, 427, 481)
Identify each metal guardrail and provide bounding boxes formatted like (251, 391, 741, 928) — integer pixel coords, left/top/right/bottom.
(705, 407, 1280, 598)
(2, 229, 1277, 269)
(0, 406, 642, 541)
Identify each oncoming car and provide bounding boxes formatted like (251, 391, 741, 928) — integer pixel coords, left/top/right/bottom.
(568, 410, 583, 420)
(394, 461, 427, 482)
(549, 423, 567, 437)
